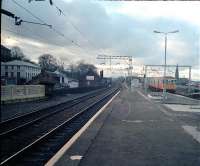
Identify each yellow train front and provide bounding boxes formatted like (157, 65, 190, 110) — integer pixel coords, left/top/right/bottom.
(148, 77, 176, 93)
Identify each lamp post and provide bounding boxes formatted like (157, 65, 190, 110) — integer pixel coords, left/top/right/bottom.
(153, 30, 179, 103)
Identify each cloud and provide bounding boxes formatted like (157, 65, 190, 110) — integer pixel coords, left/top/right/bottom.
(104, 1, 200, 28)
(1, 0, 200, 80)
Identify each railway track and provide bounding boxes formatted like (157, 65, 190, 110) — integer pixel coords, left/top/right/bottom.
(0, 88, 107, 135)
(0, 87, 119, 165)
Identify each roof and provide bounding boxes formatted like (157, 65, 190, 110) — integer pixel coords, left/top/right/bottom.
(1, 60, 40, 68)
(148, 76, 176, 80)
(68, 77, 78, 82)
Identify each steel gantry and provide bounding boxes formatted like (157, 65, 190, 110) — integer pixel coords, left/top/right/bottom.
(96, 54, 133, 77)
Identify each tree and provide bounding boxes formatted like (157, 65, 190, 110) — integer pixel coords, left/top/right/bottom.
(1, 46, 26, 62)
(66, 62, 98, 79)
(77, 62, 98, 75)
(74, 62, 99, 80)
(10, 46, 25, 60)
(38, 54, 58, 72)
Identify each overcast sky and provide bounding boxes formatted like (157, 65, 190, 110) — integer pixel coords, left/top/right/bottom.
(1, 0, 200, 80)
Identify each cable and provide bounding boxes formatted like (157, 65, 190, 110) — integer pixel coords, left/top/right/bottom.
(12, 0, 47, 24)
(2, 27, 77, 56)
(53, 1, 96, 48)
(11, 0, 81, 48)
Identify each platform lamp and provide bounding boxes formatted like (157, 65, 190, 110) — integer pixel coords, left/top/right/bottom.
(153, 30, 179, 103)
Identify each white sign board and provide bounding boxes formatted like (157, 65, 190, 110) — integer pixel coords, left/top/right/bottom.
(86, 76, 94, 80)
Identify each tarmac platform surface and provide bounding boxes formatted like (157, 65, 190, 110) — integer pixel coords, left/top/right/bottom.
(52, 88, 200, 166)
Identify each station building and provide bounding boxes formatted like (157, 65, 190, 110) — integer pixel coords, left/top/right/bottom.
(27, 70, 79, 89)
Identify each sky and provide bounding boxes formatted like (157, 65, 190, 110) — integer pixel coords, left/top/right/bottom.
(1, 0, 200, 80)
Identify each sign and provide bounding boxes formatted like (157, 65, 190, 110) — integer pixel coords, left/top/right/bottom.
(86, 76, 94, 80)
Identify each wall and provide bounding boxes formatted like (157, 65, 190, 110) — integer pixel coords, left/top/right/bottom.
(1, 85, 45, 102)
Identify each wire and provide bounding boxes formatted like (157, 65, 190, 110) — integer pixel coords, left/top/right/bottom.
(53, 1, 96, 48)
(2, 27, 79, 58)
(25, 0, 95, 49)
(11, 0, 81, 48)
(21, 20, 52, 27)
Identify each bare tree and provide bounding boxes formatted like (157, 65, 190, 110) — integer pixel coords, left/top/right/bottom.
(76, 62, 97, 75)
(67, 62, 98, 79)
(10, 46, 25, 60)
(38, 54, 58, 72)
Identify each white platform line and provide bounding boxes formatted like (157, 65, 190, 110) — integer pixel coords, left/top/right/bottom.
(45, 91, 120, 166)
(168, 92, 199, 102)
(182, 125, 200, 144)
(136, 90, 151, 102)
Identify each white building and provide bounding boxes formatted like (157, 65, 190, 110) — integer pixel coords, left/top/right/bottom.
(68, 79, 79, 88)
(54, 70, 69, 86)
(1, 60, 41, 84)
(53, 70, 79, 88)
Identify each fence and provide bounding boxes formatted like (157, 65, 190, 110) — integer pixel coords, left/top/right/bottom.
(1, 85, 45, 102)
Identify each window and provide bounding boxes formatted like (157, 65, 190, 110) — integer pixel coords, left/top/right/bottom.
(5, 66, 8, 70)
(5, 72, 8, 77)
(17, 66, 20, 70)
(11, 72, 14, 77)
(17, 72, 20, 78)
(11, 66, 14, 70)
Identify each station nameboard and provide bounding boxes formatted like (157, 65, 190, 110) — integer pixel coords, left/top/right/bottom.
(86, 76, 94, 80)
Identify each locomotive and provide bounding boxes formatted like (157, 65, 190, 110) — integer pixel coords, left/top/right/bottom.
(148, 77, 176, 93)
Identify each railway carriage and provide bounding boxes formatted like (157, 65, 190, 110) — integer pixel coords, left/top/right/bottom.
(148, 77, 176, 93)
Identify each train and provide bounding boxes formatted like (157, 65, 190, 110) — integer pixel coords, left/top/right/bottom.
(148, 77, 176, 93)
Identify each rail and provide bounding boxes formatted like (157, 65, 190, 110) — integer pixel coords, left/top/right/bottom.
(0, 87, 119, 165)
(0, 88, 108, 135)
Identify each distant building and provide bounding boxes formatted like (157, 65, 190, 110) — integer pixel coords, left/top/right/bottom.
(1, 60, 41, 85)
(177, 78, 189, 85)
(53, 70, 79, 89)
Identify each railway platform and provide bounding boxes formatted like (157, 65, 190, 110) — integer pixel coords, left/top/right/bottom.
(48, 87, 200, 166)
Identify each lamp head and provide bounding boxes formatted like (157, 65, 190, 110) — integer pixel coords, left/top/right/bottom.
(169, 30, 179, 33)
(153, 30, 162, 33)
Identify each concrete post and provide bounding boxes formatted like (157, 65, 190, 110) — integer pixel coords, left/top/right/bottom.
(145, 66, 147, 94)
(163, 34, 167, 103)
(188, 66, 191, 94)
